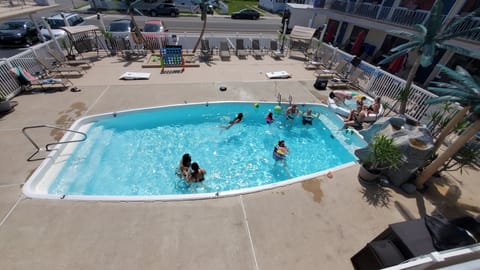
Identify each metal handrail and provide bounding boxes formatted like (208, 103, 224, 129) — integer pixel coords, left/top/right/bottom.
(22, 124, 87, 161)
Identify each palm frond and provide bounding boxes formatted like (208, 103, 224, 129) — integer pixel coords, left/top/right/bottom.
(413, 24, 427, 35)
(445, 8, 480, 33)
(437, 65, 480, 94)
(390, 41, 421, 53)
(439, 26, 480, 41)
(387, 29, 422, 39)
(425, 95, 464, 104)
(436, 43, 480, 58)
(378, 48, 415, 65)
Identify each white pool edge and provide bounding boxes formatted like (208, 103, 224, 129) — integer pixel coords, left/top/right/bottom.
(23, 101, 363, 202)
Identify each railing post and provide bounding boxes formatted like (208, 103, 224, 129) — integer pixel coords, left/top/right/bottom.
(365, 66, 380, 95)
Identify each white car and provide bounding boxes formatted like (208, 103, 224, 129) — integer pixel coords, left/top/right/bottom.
(40, 12, 85, 40)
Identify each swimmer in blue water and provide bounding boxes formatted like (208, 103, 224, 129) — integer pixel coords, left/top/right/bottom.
(301, 109, 319, 125)
(285, 104, 299, 120)
(175, 153, 191, 179)
(272, 140, 289, 164)
(187, 162, 206, 182)
(265, 112, 274, 124)
(219, 113, 243, 129)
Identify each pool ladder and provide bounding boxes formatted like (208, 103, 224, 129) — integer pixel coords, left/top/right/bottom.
(22, 124, 87, 162)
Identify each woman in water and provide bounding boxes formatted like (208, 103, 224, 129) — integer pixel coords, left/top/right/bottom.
(187, 162, 206, 182)
(285, 104, 299, 120)
(175, 153, 191, 179)
(301, 108, 319, 125)
(265, 112, 274, 124)
(219, 113, 243, 129)
(272, 140, 289, 163)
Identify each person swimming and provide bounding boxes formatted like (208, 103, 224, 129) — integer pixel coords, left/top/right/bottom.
(265, 112, 274, 124)
(285, 104, 299, 120)
(301, 108, 319, 125)
(175, 153, 191, 179)
(219, 113, 243, 129)
(272, 140, 289, 162)
(187, 162, 206, 182)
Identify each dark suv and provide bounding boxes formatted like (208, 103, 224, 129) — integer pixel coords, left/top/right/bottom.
(0, 18, 40, 47)
(148, 3, 180, 17)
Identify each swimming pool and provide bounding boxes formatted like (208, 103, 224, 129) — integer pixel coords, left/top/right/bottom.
(23, 102, 366, 201)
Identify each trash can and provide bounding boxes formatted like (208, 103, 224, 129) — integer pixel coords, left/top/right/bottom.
(314, 78, 328, 90)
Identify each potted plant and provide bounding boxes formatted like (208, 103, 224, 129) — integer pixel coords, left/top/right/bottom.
(358, 134, 403, 182)
(0, 95, 12, 113)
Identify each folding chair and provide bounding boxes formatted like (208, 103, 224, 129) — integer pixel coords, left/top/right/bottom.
(235, 39, 248, 59)
(219, 41, 231, 61)
(9, 66, 71, 91)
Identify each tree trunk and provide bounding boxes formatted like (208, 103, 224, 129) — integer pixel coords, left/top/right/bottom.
(399, 52, 421, 115)
(433, 106, 469, 152)
(416, 120, 480, 188)
(192, 16, 208, 53)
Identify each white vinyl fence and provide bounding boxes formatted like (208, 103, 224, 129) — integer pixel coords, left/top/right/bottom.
(0, 35, 456, 130)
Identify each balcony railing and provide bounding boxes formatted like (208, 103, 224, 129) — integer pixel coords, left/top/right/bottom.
(445, 15, 480, 41)
(328, 0, 479, 42)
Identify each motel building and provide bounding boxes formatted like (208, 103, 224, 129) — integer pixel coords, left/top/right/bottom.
(259, 0, 479, 88)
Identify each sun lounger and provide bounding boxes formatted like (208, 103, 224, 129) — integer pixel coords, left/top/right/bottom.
(200, 39, 213, 61)
(251, 39, 263, 59)
(47, 48, 92, 67)
(265, 71, 291, 79)
(236, 39, 248, 59)
(269, 40, 283, 59)
(219, 41, 231, 61)
(9, 66, 71, 91)
(36, 55, 85, 76)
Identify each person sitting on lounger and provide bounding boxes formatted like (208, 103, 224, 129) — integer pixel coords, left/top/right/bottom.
(343, 105, 368, 129)
(368, 96, 382, 114)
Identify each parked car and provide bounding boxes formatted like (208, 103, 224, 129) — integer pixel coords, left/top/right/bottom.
(231, 9, 260, 20)
(107, 19, 135, 39)
(40, 12, 85, 40)
(148, 3, 180, 17)
(143, 19, 167, 34)
(175, 0, 214, 14)
(0, 18, 40, 47)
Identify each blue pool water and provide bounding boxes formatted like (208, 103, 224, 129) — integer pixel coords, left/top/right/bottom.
(47, 102, 365, 197)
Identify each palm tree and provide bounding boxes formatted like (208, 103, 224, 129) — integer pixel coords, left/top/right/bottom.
(379, 0, 480, 114)
(192, 0, 209, 53)
(416, 65, 480, 188)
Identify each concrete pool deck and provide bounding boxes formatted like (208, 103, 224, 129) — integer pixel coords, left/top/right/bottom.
(0, 53, 479, 269)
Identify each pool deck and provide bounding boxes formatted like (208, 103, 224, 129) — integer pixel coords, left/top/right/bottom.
(1, 53, 479, 269)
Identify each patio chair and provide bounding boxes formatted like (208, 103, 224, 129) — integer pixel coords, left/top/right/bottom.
(47, 48, 92, 68)
(200, 39, 213, 61)
(9, 66, 71, 91)
(235, 39, 248, 59)
(219, 41, 231, 61)
(251, 39, 263, 59)
(269, 40, 283, 59)
(36, 55, 85, 77)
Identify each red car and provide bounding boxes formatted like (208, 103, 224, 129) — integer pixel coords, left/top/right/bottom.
(142, 20, 168, 50)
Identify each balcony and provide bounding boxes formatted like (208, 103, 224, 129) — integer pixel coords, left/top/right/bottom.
(328, 0, 479, 42)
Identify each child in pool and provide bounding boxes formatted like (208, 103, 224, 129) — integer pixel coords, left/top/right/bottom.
(265, 112, 274, 124)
